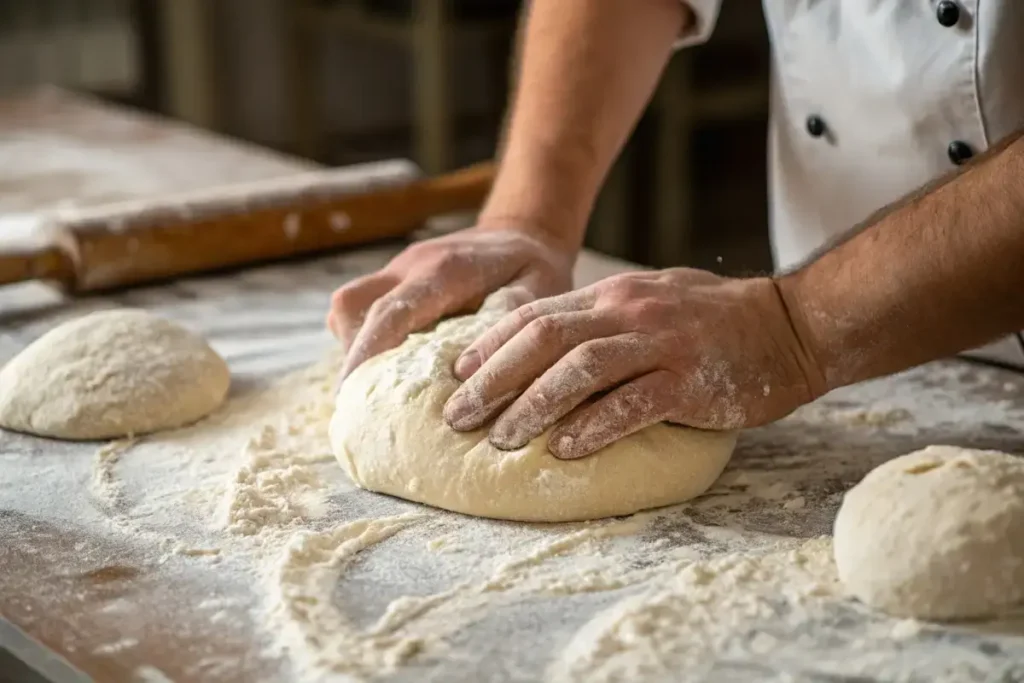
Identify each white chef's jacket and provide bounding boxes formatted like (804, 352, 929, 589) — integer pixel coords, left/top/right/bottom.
(678, 0, 1024, 367)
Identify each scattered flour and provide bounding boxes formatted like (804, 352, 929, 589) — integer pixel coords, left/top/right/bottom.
(262, 502, 799, 681)
(219, 424, 327, 536)
(268, 514, 430, 680)
(549, 537, 839, 682)
(91, 438, 136, 511)
(94, 637, 140, 655)
(5, 292, 1024, 683)
(39, 354, 1024, 681)
(216, 354, 339, 543)
(133, 666, 176, 683)
(330, 211, 352, 232)
(283, 213, 301, 241)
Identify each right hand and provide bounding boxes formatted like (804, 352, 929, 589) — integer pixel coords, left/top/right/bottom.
(443, 268, 827, 460)
(328, 224, 576, 378)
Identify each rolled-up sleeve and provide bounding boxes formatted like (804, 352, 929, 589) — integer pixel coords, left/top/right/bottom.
(674, 0, 723, 48)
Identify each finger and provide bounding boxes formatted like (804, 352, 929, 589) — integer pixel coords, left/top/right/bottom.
(443, 310, 618, 431)
(452, 289, 595, 380)
(341, 275, 474, 378)
(548, 369, 678, 460)
(488, 333, 657, 450)
(326, 273, 399, 346)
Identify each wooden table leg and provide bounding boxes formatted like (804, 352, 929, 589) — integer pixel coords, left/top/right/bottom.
(286, 0, 326, 161)
(156, 0, 219, 129)
(413, 0, 452, 174)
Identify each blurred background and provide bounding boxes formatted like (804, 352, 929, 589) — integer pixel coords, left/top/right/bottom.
(0, 0, 773, 274)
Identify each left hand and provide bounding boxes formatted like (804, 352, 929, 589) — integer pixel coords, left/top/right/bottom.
(442, 268, 827, 459)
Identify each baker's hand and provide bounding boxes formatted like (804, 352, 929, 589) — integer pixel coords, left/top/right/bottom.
(329, 225, 575, 378)
(442, 268, 827, 459)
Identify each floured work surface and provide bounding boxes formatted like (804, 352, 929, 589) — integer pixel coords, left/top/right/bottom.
(3, 250, 1024, 683)
(3, 91, 1024, 683)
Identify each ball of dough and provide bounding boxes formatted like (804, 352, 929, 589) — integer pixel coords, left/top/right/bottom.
(330, 290, 736, 523)
(0, 309, 230, 440)
(833, 445, 1024, 620)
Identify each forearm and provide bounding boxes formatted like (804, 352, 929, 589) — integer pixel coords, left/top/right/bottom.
(480, 0, 688, 251)
(778, 129, 1024, 392)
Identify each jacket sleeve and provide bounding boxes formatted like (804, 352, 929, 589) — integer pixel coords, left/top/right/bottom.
(674, 0, 723, 48)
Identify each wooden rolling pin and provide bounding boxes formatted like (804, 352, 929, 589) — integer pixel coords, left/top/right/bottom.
(0, 159, 495, 293)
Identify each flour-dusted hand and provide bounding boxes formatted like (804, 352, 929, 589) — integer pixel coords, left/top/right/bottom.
(329, 225, 575, 378)
(443, 269, 828, 459)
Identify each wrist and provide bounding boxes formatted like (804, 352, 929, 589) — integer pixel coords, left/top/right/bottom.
(479, 144, 600, 255)
(770, 273, 831, 399)
(474, 211, 584, 259)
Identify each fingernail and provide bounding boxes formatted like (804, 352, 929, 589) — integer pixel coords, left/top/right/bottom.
(550, 431, 583, 460)
(453, 351, 480, 380)
(444, 395, 472, 430)
(489, 418, 527, 451)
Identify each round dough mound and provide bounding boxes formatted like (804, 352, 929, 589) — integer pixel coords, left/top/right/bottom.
(834, 445, 1024, 620)
(0, 309, 230, 440)
(330, 290, 736, 522)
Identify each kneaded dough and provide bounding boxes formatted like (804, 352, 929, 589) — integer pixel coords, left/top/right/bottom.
(834, 445, 1024, 620)
(0, 309, 230, 440)
(330, 290, 736, 523)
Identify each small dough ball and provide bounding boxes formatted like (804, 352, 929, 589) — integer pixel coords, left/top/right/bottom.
(0, 309, 230, 440)
(330, 289, 736, 523)
(834, 445, 1024, 620)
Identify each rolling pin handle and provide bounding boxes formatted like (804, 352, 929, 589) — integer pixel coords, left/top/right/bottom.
(0, 247, 75, 288)
(0, 162, 497, 293)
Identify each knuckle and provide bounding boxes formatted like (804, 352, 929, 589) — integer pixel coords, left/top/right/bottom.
(507, 302, 539, 329)
(523, 315, 563, 347)
(391, 240, 451, 272)
(399, 239, 434, 258)
(618, 382, 658, 418)
(623, 299, 671, 327)
(466, 335, 499, 365)
(432, 250, 460, 271)
(325, 310, 340, 336)
(600, 273, 645, 301)
(387, 249, 419, 271)
(330, 284, 358, 311)
(365, 295, 388, 317)
(570, 340, 607, 373)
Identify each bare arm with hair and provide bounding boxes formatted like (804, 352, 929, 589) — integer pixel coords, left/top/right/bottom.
(778, 128, 1024, 390)
(446, 128, 1024, 460)
(481, 0, 690, 248)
